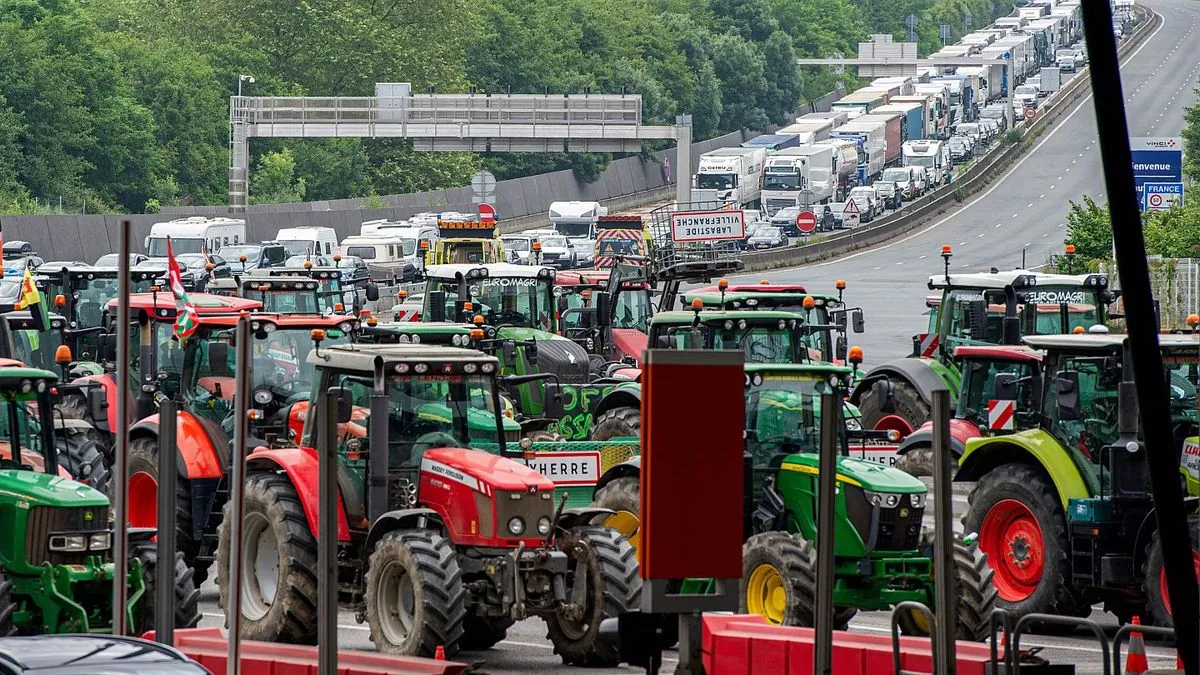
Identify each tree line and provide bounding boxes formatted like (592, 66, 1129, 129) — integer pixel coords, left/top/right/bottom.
(0, 0, 1006, 214)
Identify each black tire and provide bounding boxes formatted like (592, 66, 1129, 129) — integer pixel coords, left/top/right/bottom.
(962, 464, 1084, 620)
(55, 392, 88, 420)
(55, 428, 110, 496)
(896, 533, 996, 641)
(855, 377, 930, 433)
(544, 526, 641, 666)
(895, 444, 959, 479)
(590, 406, 640, 441)
(1141, 514, 1200, 628)
(129, 539, 202, 635)
(128, 437, 209, 585)
(741, 532, 852, 628)
(216, 472, 320, 644)
(459, 615, 516, 651)
(365, 529, 466, 658)
(0, 571, 16, 637)
(590, 476, 640, 552)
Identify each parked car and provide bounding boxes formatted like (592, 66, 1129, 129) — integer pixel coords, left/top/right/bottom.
(874, 181, 903, 210)
(954, 122, 984, 148)
(94, 253, 150, 267)
(221, 242, 288, 273)
(0, 634, 210, 674)
(501, 235, 537, 264)
(978, 118, 1001, 140)
(947, 136, 973, 163)
(747, 226, 787, 250)
(881, 167, 918, 200)
(979, 105, 1009, 132)
(333, 255, 371, 284)
(847, 186, 880, 223)
(534, 234, 577, 269)
(740, 220, 771, 249)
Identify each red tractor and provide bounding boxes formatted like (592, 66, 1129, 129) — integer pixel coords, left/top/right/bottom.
(554, 265, 651, 377)
(218, 342, 639, 663)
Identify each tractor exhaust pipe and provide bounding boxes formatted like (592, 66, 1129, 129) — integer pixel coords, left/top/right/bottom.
(1002, 287, 1021, 346)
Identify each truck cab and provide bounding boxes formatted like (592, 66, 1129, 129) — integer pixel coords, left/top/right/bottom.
(144, 216, 246, 258)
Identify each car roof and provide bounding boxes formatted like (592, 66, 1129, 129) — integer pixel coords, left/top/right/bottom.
(306, 342, 498, 372)
(0, 634, 205, 674)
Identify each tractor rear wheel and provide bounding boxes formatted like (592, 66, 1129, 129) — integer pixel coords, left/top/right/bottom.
(1141, 514, 1200, 627)
(55, 392, 88, 420)
(544, 526, 641, 666)
(896, 533, 996, 640)
(128, 437, 209, 585)
(590, 476, 640, 555)
(590, 406, 641, 441)
(365, 529, 466, 658)
(459, 615, 516, 651)
(962, 464, 1084, 621)
(741, 532, 853, 628)
(895, 444, 959, 479)
(0, 571, 16, 637)
(216, 472, 320, 644)
(55, 428, 110, 496)
(129, 539, 201, 635)
(856, 378, 930, 434)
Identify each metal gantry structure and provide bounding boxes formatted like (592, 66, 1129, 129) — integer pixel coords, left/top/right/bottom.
(229, 87, 692, 211)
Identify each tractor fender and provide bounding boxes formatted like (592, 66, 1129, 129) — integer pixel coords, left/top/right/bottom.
(363, 508, 443, 558)
(63, 374, 119, 431)
(130, 413, 225, 480)
(246, 446, 352, 543)
(895, 418, 979, 457)
(52, 417, 97, 433)
(850, 357, 954, 407)
(595, 456, 641, 497)
(954, 430, 1092, 510)
(592, 386, 641, 419)
(556, 507, 615, 531)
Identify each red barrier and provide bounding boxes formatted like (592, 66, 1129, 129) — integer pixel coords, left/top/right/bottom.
(702, 615, 1001, 675)
(141, 628, 470, 675)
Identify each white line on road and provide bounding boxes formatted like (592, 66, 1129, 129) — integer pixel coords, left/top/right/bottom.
(1027, 203, 1033, 207)
(918, 255, 927, 259)
(995, 223, 1002, 228)
(978, 233, 985, 238)
(1040, 195, 1045, 199)
(959, 241, 966, 246)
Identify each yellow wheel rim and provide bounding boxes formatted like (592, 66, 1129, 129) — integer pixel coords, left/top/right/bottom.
(746, 564, 788, 624)
(603, 511, 640, 559)
(911, 608, 932, 634)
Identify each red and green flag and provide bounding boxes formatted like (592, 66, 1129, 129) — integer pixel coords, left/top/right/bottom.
(167, 237, 199, 341)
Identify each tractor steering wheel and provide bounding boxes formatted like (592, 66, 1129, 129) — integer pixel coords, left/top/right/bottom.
(413, 432, 462, 456)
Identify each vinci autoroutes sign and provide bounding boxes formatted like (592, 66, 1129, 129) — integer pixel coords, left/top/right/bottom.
(670, 210, 746, 242)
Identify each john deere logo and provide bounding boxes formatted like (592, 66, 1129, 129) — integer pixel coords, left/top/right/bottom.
(83, 511, 94, 522)
(899, 508, 910, 519)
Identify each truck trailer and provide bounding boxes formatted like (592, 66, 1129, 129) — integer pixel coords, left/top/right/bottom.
(777, 120, 836, 145)
(873, 103, 926, 142)
(742, 134, 801, 153)
(830, 91, 889, 119)
(854, 112, 904, 167)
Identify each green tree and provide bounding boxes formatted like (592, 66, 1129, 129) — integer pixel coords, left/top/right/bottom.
(250, 147, 306, 204)
(1064, 196, 1113, 264)
(1183, 97, 1200, 182)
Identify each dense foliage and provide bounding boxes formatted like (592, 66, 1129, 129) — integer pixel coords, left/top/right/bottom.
(0, 0, 1001, 213)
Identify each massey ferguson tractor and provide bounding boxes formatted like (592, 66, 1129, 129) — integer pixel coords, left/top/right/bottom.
(850, 246, 1116, 435)
(216, 343, 640, 664)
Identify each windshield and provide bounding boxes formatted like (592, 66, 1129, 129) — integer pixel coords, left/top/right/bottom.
(429, 276, 553, 329)
(555, 222, 593, 238)
(147, 237, 203, 257)
(345, 246, 377, 260)
(763, 173, 802, 191)
(504, 239, 530, 252)
(655, 321, 802, 363)
(908, 156, 935, 168)
(746, 374, 842, 468)
(222, 246, 262, 263)
(696, 173, 736, 190)
(957, 358, 1039, 425)
(613, 289, 652, 331)
(541, 236, 568, 249)
(755, 228, 783, 238)
(8, 325, 64, 371)
(279, 240, 316, 257)
(882, 169, 910, 182)
(397, 239, 418, 256)
(1022, 286, 1101, 334)
(1016, 86, 1038, 96)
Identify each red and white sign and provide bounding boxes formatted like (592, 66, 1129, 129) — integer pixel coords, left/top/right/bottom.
(916, 332, 939, 358)
(663, 156, 672, 182)
(669, 210, 746, 243)
(524, 451, 601, 486)
(988, 399, 1016, 431)
(844, 199, 860, 215)
(478, 203, 497, 222)
(796, 210, 818, 234)
(1024, 106, 1037, 121)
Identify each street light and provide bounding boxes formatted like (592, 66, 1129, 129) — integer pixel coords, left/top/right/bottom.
(238, 74, 255, 97)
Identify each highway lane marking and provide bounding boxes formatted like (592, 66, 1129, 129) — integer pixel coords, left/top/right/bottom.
(1027, 203, 1033, 207)
(1040, 194, 1045, 199)
(1011, 213, 1018, 218)
(959, 241, 966, 246)
(727, 11, 1165, 278)
(978, 233, 985, 238)
(995, 223, 1002, 228)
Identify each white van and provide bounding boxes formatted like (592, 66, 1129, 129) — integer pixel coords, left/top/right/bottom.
(275, 226, 338, 258)
(145, 217, 246, 258)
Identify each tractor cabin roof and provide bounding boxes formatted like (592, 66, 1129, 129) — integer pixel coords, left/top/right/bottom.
(37, 265, 166, 279)
(953, 345, 1043, 362)
(684, 289, 839, 308)
(928, 269, 1108, 290)
(650, 309, 804, 326)
(554, 269, 648, 290)
(245, 267, 343, 280)
(192, 314, 358, 330)
(743, 362, 853, 377)
(308, 343, 498, 373)
(107, 293, 263, 320)
(424, 263, 552, 281)
(1023, 333, 1200, 352)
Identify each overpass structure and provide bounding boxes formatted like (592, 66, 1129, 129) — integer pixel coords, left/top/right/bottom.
(229, 86, 691, 212)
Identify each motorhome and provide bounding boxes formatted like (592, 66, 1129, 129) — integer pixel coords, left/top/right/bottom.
(902, 140, 951, 188)
(144, 216, 246, 258)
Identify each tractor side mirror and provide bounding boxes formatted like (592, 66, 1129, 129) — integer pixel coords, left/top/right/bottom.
(87, 387, 110, 432)
(871, 378, 896, 414)
(334, 387, 354, 423)
(427, 290, 447, 323)
(502, 341, 517, 368)
(526, 339, 539, 366)
(1055, 371, 1081, 421)
(98, 333, 117, 363)
(994, 373, 1018, 401)
(836, 334, 847, 362)
(852, 309, 865, 333)
(365, 282, 380, 302)
(543, 382, 564, 419)
(209, 342, 230, 375)
(593, 291, 612, 328)
(835, 311, 847, 330)
(968, 300, 988, 340)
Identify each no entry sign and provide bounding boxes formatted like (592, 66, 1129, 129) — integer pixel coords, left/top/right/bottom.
(796, 210, 818, 234)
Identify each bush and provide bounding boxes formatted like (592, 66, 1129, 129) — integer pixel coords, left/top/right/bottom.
(1003, 129, 1023, 144)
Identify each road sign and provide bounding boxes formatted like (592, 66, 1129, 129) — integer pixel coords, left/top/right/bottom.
(478, 203, 497, 222)
(1143, 182, 1184, 211)
(1132, 137, 1183, 211)
(670, 210, 745, 242)
(1024, 106, 1037, 120)
(471, 170, 496, 206)
(796, 211, 818, 234)
(843, 198, 860, 216)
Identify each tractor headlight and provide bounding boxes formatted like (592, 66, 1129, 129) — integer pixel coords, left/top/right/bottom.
(864, 490, 902, 509)
(19, 379, 31, 394)
(451, 334, 462, 346)
(883, 493, 900, 508)
(49, 535, 87, 552)
(909, 493, 927, 508)
(537, 517, 552, 535)
(507, 517, 526, 536)
(36, 380, 46, 393)
(844, 417, 862, 431)
(89, 533, 112, 551)
(254, 390, 273, 406)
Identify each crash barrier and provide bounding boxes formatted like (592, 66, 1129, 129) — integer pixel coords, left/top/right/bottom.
(141, 628, 470, 675)
(739, 5, 1159, 274)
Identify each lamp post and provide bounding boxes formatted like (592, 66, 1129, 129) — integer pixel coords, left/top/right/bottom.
(238, 74, 255, 97)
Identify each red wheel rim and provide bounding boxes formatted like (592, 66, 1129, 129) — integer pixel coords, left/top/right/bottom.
(1159, 548, 1200, 616)
(874, 414, 914, 437)
(128, 471, 159, 529)
(979, 499, 1045, 602)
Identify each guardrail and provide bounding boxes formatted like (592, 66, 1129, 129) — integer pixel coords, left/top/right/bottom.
(738, 5, 1158, 273)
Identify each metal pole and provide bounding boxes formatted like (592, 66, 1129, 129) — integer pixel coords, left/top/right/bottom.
(318, 388, 339, 675)
(931, 389, 957, 675)
(156, 399, 178, 646)
(813, 390, 838, 675)
(112, 219, 131, 636)
(1006, 58, 1015, 131)
(675, 114, 692, 206)
(1080, 2, 1198, 673)
(226, 316, 251, 675)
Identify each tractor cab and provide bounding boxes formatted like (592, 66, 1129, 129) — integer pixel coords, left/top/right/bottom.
(2, 311, 72, 374)
(429, 220, 505, 265)
(649, 309, 810, 364)
(37, 265, 164, 363)
(555, 265, 652, 366)
(241, 266, 376, 315)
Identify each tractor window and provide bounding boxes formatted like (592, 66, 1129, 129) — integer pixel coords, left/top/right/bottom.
(430, 276, 553, 331)
(0, 397, 48, 468)
(956, 359, 1038, 428)
(612, 290, 651, 331)
(710, 324, 800, 364)
(940, 290, 1005, 350)
(744, 374, 840, 471)
(8, 327, 63, 371)
(1043, 355, 1120, 461)
(1027, 303, 1100, 335)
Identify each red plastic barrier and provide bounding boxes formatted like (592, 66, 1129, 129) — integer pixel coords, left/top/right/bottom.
(141, 628, 469, 675)
(702, 615, 1001, 675)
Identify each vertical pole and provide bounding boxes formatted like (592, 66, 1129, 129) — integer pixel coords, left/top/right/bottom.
(112, 219, 131, 636)
(226, 315, 251, 675)
(813, 390, 838, 675)
(932, 389, 957, 675)
(229, 113, 250, 213)
(156, 399, 178, 646)
(318, 389, 339, 675)
(1006, 58, 1015, 132)
(675, 114, 692, 206)
(368, 361, 389, 523)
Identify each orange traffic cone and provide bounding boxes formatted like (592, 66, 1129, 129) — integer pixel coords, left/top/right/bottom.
(434, 645, 446, 661)
(1126, 616, 1149, 674)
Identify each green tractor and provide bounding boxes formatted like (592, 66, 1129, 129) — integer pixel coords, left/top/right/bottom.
(0, 361, 199, 634)
(851, 250, 1116, 436)
(958, 333, 1200, 627)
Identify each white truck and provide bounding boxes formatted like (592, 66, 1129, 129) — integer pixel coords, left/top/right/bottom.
(761, 145, 837, 214)
(145, 216, 246, 258)
(902, 140, 950, 188)
(692, 146, 766, 208)
(548, 201, 607, 266)
(275, 226, 339, 258)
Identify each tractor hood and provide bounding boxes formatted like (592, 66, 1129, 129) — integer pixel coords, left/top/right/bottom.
(610, 329, 648, 365)
(423, 446, 556, 493)
(0, 470, 109, 508)
(782, 453, 926, 493)
(500, 328, 590, 384)
(416, 403, 521, 434)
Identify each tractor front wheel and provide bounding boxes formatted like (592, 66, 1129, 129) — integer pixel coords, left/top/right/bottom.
(897, 533, 996, 640)
(741, 532, 855, 628)
(589, 407, 641, 441)
(544, 526, 641, 666)
(129, 539, 201, 635)
(896, 444, 959, 479)
(855, 378, 930, 434)
(128, 437, 209, 585)
(1141, 514, 1200, 627)
(216, 472, 320, 643)
(962, 464, 1083, 620)
(365, 529, 466, 658)
(590, 476, 640, 555)
(55, 428, 110, 496)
